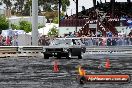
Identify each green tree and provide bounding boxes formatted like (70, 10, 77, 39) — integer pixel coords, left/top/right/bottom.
(0, 15, 9, 34)
(19, 20, 31, 33)
(53, 17, 58, 24)
(11, 24, 20, 30)
(38, 0, 70, 12)
(61, 0, 70, 12)
(44, 11, 58, 20)
(39, 0, 58, 11)
(22, 0, 32, 16)
(9, 0, 70, 16)
(48, 26, 58, 37)
(38, 23, 45, 29)
(2, 0, 12, 9)
(16, 0, 25, 12)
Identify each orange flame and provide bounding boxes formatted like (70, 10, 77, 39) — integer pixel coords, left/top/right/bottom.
(78, 66, 86, 76)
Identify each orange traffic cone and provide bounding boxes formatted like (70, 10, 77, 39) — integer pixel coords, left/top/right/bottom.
(105, 58, 110, 69)
(53, 60, 59, 72)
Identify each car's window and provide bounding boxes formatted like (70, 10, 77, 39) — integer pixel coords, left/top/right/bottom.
(50, 38, 84, 45)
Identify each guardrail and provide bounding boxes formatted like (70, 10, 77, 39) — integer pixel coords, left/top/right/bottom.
(86, 46, 132, 55)
(0, 46, 132, 57)
(0, 46, 18, 57)
(0, 46, 44, 57)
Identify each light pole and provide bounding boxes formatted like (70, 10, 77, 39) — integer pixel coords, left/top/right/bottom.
(73, 0, 78, 32)
(75, 0, 78, 32)
(32, 0, 38, 46)
(30, 6, 32, 31)
(95, 9, 99, 38)
(58, 0, 61, 26)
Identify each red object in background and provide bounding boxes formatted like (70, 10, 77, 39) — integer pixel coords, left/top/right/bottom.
(105, 58, 110, 69)
(53, 61, 59, 72)
(5, 36, 11, 46)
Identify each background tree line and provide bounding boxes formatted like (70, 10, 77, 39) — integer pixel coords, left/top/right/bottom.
(1, 0, 70, 17)
(0, 0, 70, 35)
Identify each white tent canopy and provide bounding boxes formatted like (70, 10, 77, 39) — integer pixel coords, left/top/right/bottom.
(1, 29, 26, 37)
(27, 23, 58, 36)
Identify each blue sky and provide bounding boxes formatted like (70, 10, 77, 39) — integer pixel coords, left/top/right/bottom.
(66, 0, 128, 16)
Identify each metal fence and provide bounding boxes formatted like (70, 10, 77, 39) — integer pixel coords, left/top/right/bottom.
(81, 37, 132, 46)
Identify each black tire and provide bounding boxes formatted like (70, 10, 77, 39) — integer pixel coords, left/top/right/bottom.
(57, 55, 61, 59)
(78, 55, 82, 59)
(66, 52, 72, 59)
(44, 54, 49, 59)
(78, 52, 83, 59)
(79, 76, 87, 84)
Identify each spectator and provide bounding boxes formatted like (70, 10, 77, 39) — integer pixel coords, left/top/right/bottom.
(11, 35, 18, 46)
(65, 13, 68, 19)
(106, 30, 113, 37)
(5, 36, 11, 46)
(0, 35, 2, 46)
(2, 37, 6, 46)
(97, 30, 102, 37)
(128, 30, 132, 45)
(128, 30, 132, 37)
(66, 32, 75, 38)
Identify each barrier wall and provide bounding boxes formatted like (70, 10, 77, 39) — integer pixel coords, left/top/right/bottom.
(0, 46, 132, 57)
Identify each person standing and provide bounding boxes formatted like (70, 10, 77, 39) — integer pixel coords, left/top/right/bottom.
(0, 35, 3, 46)
(5, 36, 11, 46)
(128, 30, 132, 45)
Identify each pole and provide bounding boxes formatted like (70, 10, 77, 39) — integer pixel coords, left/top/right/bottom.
(111, 0, 115, 18)
(95, 9, 98, 38)
(43, 16, 44, 35)
(76, 0, 78, 32)
(30, 6, 32, 31)
(71, 9, 72, 16)
(32, 0, 38, 46)
(96, 22, 98, 38)
(8, 9, 11, 29)
(93, 0, 96, 7)
(59, 0, 61, 26)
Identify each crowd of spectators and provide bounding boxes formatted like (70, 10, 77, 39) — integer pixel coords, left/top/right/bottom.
(28, 29, 132, 46)
(38, 35, 50, 46)
(81, 29, 132, 46)
(0, 29, 132, 46)
(0, 35, 18, 46)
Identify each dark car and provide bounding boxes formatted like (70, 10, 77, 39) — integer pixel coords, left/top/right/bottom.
(43, 38, 86, 59)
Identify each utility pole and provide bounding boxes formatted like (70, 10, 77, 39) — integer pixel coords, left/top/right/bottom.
(30, 6, 32, 31)
(111, 0, 115, 18)
(93, 0, 96, 7)
(76, 0, 78, 32)
(32, 0, 38, 46)
(59, 0, 61, 26)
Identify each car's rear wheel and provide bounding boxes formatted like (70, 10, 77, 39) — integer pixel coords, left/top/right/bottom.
(57, 55, 61, 59)
(66, 52, 72, 59)
(44, 54, 49, 59)
(78, 52, 84, 59)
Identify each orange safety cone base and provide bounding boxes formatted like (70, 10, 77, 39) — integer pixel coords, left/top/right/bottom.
(105, 59, 110, 69)
(53, 61, 59, 72)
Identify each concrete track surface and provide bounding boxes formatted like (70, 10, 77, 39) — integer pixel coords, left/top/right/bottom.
(0, 54, 132, 88)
